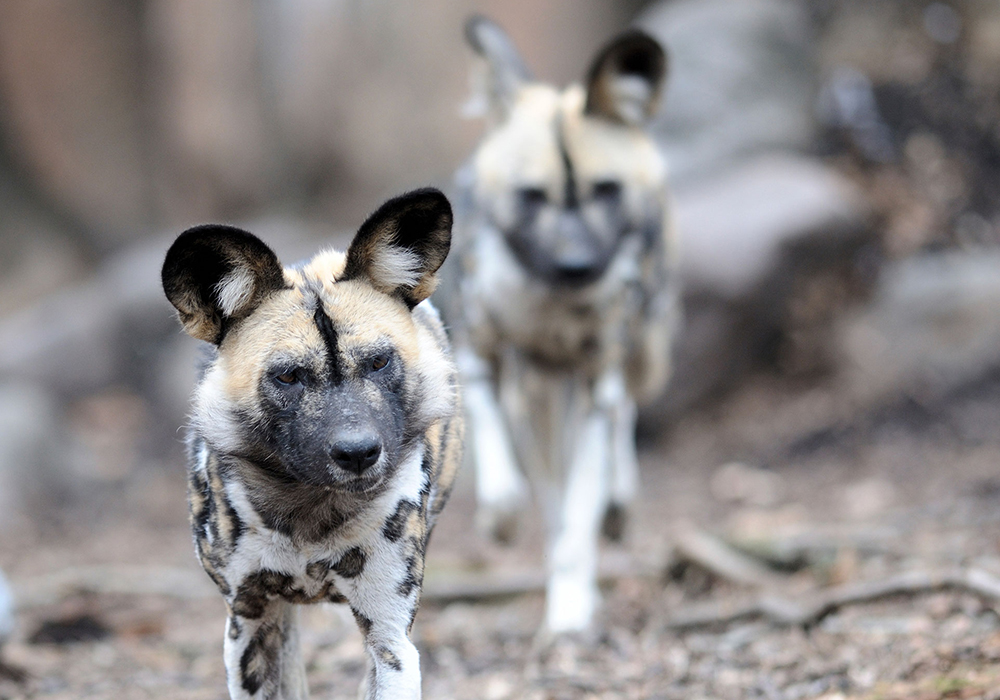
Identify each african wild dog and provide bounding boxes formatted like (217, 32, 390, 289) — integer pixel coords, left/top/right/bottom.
(450, 17, 677, 633)
(162, 188, 462, 699)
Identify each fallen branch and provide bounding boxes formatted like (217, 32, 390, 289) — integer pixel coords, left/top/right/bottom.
(673, 522, 786, 588)
(12, 565, 216, 610)
(10, 559, 660, 610)
(666, 567, 1000, 630)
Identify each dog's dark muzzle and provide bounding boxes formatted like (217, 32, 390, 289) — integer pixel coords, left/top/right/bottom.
(505, 209, 619, 288)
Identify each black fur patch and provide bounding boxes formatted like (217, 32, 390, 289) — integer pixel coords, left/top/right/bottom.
(188, 469, 210, 535)
(306, 560, 331, 580)
(232, 570, 296, 619)
(228, 615, 242, 641)
(376, 645, 403, 672)
(397, 555, 424, 598)
(382, 499, 419, 542)
(351, 609, 373, 637)
(555, 114, 579, 208)
(313, 302, 343, 382)
(332, 547, 367, 579)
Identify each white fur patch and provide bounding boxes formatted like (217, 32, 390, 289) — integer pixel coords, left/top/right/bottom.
(214, 266, 256, 317)
(369, 246, 422, 290)
(609, 74, 653, 126)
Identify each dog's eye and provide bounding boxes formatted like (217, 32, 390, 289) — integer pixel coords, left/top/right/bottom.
(592, 180, 622, 200)
(274, 369, 301, 386)
(519, 187, 548, 207)
(371, 354, 390, 372)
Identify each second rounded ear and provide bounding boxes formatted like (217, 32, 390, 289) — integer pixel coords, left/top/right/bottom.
(342, 188, 454, 309)
(584, 30, 668, 126)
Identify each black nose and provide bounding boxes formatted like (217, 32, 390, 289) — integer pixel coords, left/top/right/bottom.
(553, 258, 603, 285)
(329, 435, 382, 475)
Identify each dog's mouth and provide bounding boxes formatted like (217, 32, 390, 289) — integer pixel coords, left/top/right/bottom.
(319, 466, 388, 494)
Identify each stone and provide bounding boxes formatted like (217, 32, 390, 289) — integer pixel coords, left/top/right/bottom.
(836, 251, 1000, 404)
(632, 0, 875, 423)
(0, 382, 70, 533)
(639, 0, 817, 181)
(674, 155, 867, 300)
(641, 155, 871, 425)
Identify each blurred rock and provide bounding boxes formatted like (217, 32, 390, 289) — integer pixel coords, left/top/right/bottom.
(642, 155, 872, 427)
(0, 239, 176, 399)
(675, 155, 866, 299)
(633, 0, 875, 427)
(0, 382, 72, 532)
(837, 251, 1000, 404)
(640, 0, 816, 181)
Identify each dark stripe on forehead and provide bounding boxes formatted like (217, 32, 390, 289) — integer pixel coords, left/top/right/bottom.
(313, 300, 344, 382)
(555, 113, 579, 208)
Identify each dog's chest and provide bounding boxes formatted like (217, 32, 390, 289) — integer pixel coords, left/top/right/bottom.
(465, 227, 645, 363)
(190, 442, 429, 608)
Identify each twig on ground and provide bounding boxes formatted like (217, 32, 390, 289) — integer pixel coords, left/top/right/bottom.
(12, 565, 217, 610)
(666, 567, 1000, 630)
(673, 522, 787, 588)
(10, 559, 660, 609)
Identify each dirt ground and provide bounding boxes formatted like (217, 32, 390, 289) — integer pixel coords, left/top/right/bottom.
(2, 362, 1000, 700)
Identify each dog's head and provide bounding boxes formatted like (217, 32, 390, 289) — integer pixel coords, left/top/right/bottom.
(464, 16, 669, 287)
(163, 189, 455, 492)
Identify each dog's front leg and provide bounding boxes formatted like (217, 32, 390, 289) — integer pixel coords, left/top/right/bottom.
(343, 539, 424, 699)
(457, 346, 527, 542)
(223, 600, 308, 700)
(596, 369, 639, 541)
(545, 407, 611, 633)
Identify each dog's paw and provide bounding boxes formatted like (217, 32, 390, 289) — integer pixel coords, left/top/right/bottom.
(545, 574, 598, 634)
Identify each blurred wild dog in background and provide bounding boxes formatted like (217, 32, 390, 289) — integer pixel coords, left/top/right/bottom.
(447, 17, 678, 633)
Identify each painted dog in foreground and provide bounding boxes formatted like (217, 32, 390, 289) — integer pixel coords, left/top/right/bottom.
(450, 17, 678, 633)
(163, 188, 462, 699)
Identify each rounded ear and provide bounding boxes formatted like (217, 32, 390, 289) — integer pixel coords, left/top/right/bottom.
(584, 30, 668, 126)
(162, 225, 285, 344)
(464, 15, 532, 121)
(342, 188, 453, 309)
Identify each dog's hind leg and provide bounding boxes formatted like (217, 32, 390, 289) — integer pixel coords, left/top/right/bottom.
(544, 404, 611, 633)
(458, 347, 528, 543)
(597, 370, 639, 542)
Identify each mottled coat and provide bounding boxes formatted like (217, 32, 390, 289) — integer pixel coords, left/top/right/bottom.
(162, 189, 462, 700)
(450, 18, 678, 633)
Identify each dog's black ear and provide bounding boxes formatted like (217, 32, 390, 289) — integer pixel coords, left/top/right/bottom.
(584, 30, 667, 126)
(343, 188, 453, 309)
(465, 15, 532, 121)
(162, 225, 285, 344)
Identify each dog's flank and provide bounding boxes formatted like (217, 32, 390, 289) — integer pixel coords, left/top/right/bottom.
(450, 17, 678, 633)
(163, 188, 462, 699)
